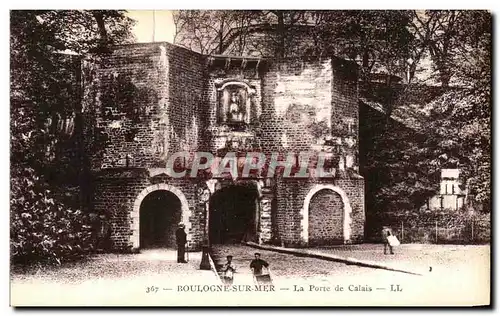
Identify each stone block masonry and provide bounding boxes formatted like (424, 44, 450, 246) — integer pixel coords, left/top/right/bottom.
(92, 169, 206, 251)
(259, 59, 333, 153)
(84, 43, 206, 171)
(83, 42, 365, 252)
(274, 177, 364, 247)
(309, 188, 344, 245)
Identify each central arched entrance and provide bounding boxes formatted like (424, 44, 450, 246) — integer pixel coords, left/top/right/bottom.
(209, 184, 259, 244)
(139, 190, 182, 249)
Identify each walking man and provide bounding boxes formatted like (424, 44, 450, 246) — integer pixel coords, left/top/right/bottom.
(176, 223, 187, 263)
(382, 226, 395, 255)
(250, 252, 271, 284)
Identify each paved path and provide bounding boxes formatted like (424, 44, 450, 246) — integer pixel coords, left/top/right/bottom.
(239, 242, 491, 276)
(245, 242, 425, 275)
(11, 245, 490, 306)
(306, 243, 491, 276)
(209, 243, 490, 306)
(211, 245, 259, 285)
(11, 249, 219, 306)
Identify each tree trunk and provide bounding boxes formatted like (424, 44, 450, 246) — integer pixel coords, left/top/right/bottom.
(358, 49, 370, 98)
(219, 19, 224, 55)
(439, 70, 451, 88)
(276, 11, 285, 59)
(92, 11, 109, 52)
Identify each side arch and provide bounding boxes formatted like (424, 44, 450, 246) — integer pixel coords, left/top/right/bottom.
(130, 184, 191, 250)
(301, 184, 352, 244)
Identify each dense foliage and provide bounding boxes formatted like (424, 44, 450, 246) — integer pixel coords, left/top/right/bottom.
(372, 11, 491, 215)
(10, 10, 134, 264)
(10, 167, 94, 264)
(175, 10, 491, 219)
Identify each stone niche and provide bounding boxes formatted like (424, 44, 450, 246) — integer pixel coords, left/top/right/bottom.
(216, 80, 257, 126)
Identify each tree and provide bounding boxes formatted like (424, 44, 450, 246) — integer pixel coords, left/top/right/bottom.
(173, 10, 261, 55)
(10, 166, 94, 265)
(408, 10, 491, 89)
(321, 11, 412, 85)
(10, 10, 135, 264)
(11, 10, 134, 176)
(406, 10, 491, 208)
(173, 10, 316, 58)
(361, 10, 491, 219)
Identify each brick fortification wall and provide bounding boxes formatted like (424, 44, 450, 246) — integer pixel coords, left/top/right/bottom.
(83, 42, 365, 251)
(92, 171, 206, 250)
(309, 189, 344, 244)
(263, 57, 364, 246)
(84, 43, 205, 170)
(83, 43, 207, 250)
(259, 58, 333, 153)
(166, 45, 206, 157)
(274, 178, 364, 247)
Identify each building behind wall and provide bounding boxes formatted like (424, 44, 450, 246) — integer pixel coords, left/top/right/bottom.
(426, 169, 465, 211)
(82, 42, 365, 252)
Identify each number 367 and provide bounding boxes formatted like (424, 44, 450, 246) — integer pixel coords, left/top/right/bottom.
(146, 286, 159, 293)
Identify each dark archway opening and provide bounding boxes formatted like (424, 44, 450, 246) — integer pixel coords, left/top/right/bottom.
(209, 185, 259, 245)
(140, 190, 182, 249)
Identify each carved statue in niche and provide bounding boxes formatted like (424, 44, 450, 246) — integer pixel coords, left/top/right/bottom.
(217, 81, 255, 125)
(228, 91, 244, 122)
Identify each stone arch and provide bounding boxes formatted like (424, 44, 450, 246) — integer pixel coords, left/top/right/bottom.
(216, 79, 256, 94)
(130, 183, 191, 250)
(209, 180, 261, 244)
(301, 184, 352, 244)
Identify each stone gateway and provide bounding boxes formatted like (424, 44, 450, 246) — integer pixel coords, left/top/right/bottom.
(82, 42, 365, 252)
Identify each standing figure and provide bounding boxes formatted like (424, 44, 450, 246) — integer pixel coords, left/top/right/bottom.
(96, 214, 112, 253)
(222, 255, 236, 285)
(228, 92, 243, 122)
(382, 226, 395, 255)
(176, 223, 187, 263)
(250, 252, 271, 284)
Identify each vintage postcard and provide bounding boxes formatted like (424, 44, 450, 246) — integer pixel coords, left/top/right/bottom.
(10, 9, 491, 307)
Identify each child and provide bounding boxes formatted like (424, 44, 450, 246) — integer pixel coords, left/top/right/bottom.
(222, 255, 236, 285)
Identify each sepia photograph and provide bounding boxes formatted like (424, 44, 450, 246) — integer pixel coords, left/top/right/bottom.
(9, 8, 491, 307)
